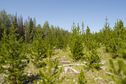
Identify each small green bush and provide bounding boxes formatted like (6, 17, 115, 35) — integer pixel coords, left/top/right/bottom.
(109, 59, 126, 84)
(78, 70, 87, 84)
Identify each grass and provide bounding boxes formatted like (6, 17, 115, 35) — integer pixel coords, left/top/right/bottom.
(24, 47, 118, 84)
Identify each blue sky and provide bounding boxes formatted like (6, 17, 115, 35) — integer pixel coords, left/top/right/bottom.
(0, 0, 126, 32)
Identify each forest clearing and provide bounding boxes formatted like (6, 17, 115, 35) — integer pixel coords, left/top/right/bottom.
(0, 1, 126, 83)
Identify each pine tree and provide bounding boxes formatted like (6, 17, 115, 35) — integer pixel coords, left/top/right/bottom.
(70, 23, 84, 61)
(86, 49, 101, 70)
(25, 18, 35, 43)
(0, 21, 28, 84)
(36, 58, 63, 84)
(109, 59, 126, 84)
(29, 30, 48, 68)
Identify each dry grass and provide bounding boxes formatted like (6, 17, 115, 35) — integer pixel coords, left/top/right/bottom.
(24, 47, 116, 84)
